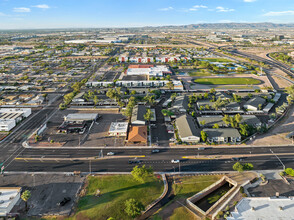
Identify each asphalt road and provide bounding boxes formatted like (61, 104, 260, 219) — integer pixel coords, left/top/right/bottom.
(6, 154, 292, 173)
(4, 146, 294, 172)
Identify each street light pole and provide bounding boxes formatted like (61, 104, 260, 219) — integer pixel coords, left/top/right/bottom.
(89, 160, 92, 174)
(270, 149, 285, 170)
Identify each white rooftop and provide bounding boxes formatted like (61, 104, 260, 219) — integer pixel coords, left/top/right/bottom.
(65, 113, 98, 121)
(228, 197, 294, 220)
(0, 187, 21, 216)
(109, 122, 128, 132)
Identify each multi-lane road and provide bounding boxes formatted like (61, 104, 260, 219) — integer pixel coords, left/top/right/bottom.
(4, 146, 294, 173)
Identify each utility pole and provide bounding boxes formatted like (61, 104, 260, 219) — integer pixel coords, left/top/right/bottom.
(270, 149, 285, 170)
(89, 160, 92, 174)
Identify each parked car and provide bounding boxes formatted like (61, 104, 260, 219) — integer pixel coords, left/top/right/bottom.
(107, 152, 115, 156)
(57, 197, 71, 206)
(171, 159, 180, 163)
(128, 160, 141, 164)
(151, 149, 160, 153)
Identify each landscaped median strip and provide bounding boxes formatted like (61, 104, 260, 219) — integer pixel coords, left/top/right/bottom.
(183, 153, 294, 160)
(14, 155, 145, 161)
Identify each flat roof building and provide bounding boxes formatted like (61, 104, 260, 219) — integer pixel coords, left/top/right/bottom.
(64, 113, 98, 123)
(228, 197, 294, 220)
(0, 187, 21, 216)
(108, 122, 128, 136)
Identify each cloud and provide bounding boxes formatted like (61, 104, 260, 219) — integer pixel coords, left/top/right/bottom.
(244, 0, 257, 2)
(216, 6, 235, 12)
(188, 5, 207, 11)
(0, 12, 6, 16)
(158, 7, 173, 11)
(33, 4, 50, 9)
(13, 7, 31, 13)
(263, 10, 294, 16)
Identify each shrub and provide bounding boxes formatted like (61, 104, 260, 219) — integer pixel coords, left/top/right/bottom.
(239, 186, 244, 193)
(242, 193, 248, 197)
(285, 168, 294, 177)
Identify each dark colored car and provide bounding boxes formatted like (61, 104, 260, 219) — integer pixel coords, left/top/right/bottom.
(57, 197, 71, 206)
(128, 160, 141, 164)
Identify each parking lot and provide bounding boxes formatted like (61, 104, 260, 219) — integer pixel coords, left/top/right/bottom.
(1, 174, 84, 217)
(39, 108, 127, 147)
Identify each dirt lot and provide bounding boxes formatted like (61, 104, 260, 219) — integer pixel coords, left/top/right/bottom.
(38, 109, 127, 147)
(247, 105, 294, 146)
(1, 173, 84, 217)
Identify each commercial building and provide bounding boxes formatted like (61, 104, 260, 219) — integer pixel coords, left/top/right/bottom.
(228, 197, 294, 220)
(0, 108, 31, 131)
(108, 122, 128, 136)
(175, 114, 200, 143)
(0, 187, 21, 216)
(59, 113, 98, 134)
(0, 120, 16, 132)
(64, 113, 98, 123)
(126, 65, 172, 77)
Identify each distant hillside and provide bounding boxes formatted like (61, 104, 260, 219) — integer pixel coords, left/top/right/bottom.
(158, 22, 294, 29)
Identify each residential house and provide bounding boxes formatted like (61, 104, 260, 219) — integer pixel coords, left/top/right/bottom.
(127, 126, 147, 144)
(175, 114, 200, 143)
(244, 97, 266, 111)
(131, 105, 146, 125)
(203, 128, 241, 143)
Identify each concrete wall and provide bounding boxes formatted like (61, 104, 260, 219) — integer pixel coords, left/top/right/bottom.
(187, 176, 237, 216)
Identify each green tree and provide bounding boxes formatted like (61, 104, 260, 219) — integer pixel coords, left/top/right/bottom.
(213, 123, 219, 129)
(93, 96, 99, 106)
(285, 168, 294, 177)
(243, 163, 254, 170)
(223, 115, 230, 126)
(131, 165, 153, 183)
(200, 120, 206, 126)
(239, 123, 250, 137)
(166, 81, 174, 90)
(233, 162, 244, 172)
(234, 114, 243, 124)
(144, 108, 152, 124)
(201, 130, 208, 142)
(258, 104, 263, 110)
(124, 198, 144, 218)
(21, 190, 31, 211)
(209, 88, 216, 94)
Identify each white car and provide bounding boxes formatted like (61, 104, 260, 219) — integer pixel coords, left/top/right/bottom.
(107, 152, 115, 156)
(171, 159, 180, 163)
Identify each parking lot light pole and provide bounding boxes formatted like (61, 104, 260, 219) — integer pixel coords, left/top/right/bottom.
(270, 149, 285, 170)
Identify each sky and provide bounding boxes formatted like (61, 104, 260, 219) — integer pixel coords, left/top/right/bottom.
(0, 0, 294, 29)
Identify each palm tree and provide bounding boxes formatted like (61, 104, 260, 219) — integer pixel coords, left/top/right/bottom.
(21, 190, 31, 211)
(144, 109, 152, 124)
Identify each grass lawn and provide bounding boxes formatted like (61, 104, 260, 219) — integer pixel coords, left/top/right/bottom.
(199, 58, 233, 62)
(173, 175, 222, 198)
(194, 77, 261, 85)
(170, 207, 199, 220)
(188, 70, 213, 77)
(69, 175, 163, 220)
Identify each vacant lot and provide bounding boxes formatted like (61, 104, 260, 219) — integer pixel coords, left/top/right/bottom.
(194, 77, 261, 85)
(70, 174, 163, 220)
